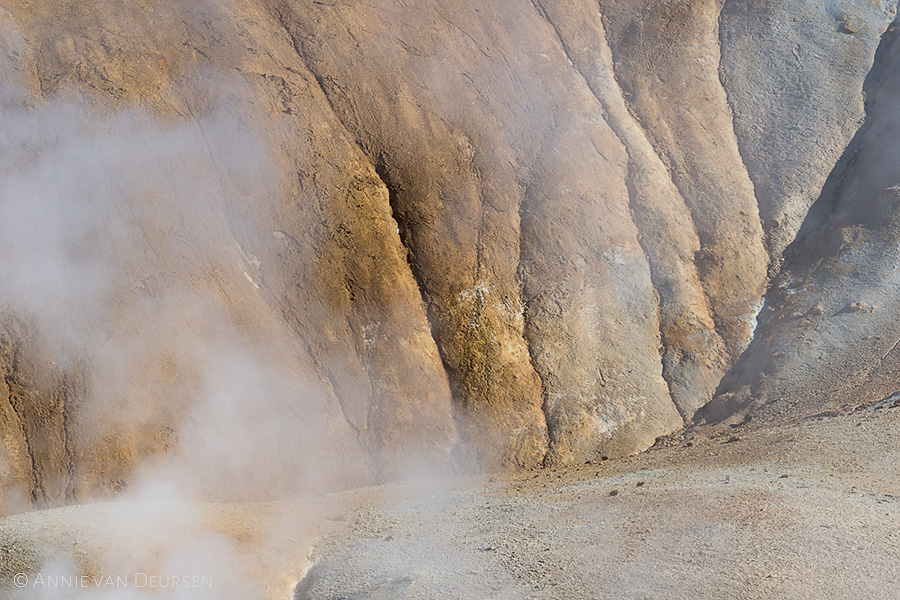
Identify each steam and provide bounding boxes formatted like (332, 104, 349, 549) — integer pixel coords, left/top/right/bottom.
(0, 80, 370, 597)
(0, 77, 367, 494)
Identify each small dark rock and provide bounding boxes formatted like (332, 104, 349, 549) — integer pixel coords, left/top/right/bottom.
(837, 14, 864, 35)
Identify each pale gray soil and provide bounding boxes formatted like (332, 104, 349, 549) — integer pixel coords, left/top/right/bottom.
(2, 407, 900, 599)
(299, 407, 900, 600)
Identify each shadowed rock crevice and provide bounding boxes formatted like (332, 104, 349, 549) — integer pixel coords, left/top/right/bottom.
(254, 4, 462, 478)
(0, 320, 71, 509)
(2, 371, 43, 506)
(270, 1, 556, 469)
(371, 157, 436, 339)
(370, 154, 482, 470)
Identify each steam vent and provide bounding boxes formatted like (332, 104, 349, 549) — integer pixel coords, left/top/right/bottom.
(2, 0, 900, 597)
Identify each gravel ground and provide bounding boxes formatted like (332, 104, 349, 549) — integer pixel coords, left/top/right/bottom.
(2, 407, 900, 599)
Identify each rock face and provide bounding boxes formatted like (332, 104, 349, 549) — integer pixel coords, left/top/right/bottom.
(720, 0, 899, 268)
(0, 0, 898, 510)
(701, 14, 900, 427)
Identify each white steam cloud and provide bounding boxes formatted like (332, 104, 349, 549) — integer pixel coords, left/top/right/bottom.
(0, 81, 367, 598)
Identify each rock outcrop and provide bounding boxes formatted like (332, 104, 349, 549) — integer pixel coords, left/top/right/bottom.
(0, 0, 898, 511)
(701, 14, 900, 426)
(720, 0, 899, 267)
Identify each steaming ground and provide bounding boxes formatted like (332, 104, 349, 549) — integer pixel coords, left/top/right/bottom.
(2, 406, 899, 599)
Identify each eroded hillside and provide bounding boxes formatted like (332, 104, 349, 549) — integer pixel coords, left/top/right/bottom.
(0, 0, 897, 511)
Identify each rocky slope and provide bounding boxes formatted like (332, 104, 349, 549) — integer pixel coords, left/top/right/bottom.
(0, 0, 898, 510)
